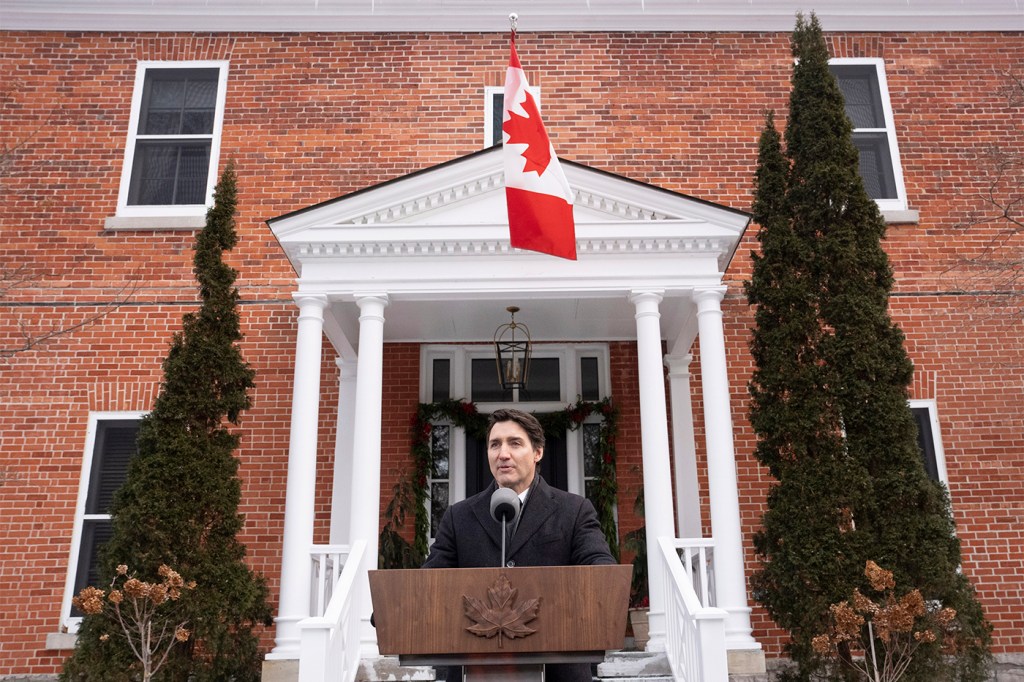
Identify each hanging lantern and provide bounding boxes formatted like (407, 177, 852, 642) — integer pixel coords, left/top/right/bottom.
(494, 306, 531, 391)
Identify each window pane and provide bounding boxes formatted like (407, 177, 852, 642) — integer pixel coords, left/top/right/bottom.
(430, 482, 449, 538)
(182, 109, 215, 135)
(177, 144, 211, 203)
(491, 92, 504, 146)
(582, 423, 601, 478)
(580, 356, 600, 401)
(431, 425, 450, 478)
(143, 79, 185, 134)
(432, 358, 451, 402)
(184, 77, 218, 109)
(522, 357, 560, 402)
(831, 65, 884, 128)
(471, 358, 512, 403)
(149, 78, 185, 110)
(852, 132, 897, 200)
(129, 143, 177, 204)
(144, 110, 182, 137)
(128, 141, 211, 206)
(138, 69, 218, 135)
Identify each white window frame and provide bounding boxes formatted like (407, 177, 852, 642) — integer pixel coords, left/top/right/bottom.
(830, 57, 908, 213)
(909, 399, 950, 488)
(59, 411, 145, 633)
(114, 60, 229, 219)
(421, 347, 468, 525)
(484, 85, 541, 148)
(420, 343, 610, 516)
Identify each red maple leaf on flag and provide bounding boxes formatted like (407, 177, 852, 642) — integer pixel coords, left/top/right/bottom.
(502, 89, 552, 176)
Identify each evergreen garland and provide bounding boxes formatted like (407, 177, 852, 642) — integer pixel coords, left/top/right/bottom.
(381, 397, 620, 568)
(746, 15, 991, 680)
(62, 162, 272, 682)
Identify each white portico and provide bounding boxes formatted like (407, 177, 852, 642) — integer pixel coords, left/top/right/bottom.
(265, 145, 760, 677)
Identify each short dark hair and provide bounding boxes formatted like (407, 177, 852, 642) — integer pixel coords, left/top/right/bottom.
(487, 408, 545, 451)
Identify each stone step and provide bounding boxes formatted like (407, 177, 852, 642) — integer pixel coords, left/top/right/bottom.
(597, 651, 671, 679)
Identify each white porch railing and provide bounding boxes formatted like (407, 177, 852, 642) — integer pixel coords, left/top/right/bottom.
(659, 536, 729, 682)
(298, 540, 366, 682)
(309, 544, 352, 617)
(675, 537, 716, 608)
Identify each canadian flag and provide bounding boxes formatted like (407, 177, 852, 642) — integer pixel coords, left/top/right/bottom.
(502, 35, 577, 260)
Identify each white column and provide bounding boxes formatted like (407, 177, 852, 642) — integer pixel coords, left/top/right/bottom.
(629, 290, 676, 653)
(694, 287, 760, 652)
(665, 353, 703, 539)
(329, 358, 358, 545)
(269, 293, 328, 659)
(348, 294, 388, 656)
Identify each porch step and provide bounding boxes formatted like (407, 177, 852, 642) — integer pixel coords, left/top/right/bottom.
(595, 650, 773, 681)
(354, 652, 770, 681)
(357, 658, 435, 681)
(596, 651, 670, 679)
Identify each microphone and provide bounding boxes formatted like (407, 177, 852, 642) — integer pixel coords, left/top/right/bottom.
(490, 487, 521, 524)
(490, 487, 521, 568)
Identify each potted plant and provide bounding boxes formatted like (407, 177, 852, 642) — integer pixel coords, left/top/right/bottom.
(623, 485, 649, 649)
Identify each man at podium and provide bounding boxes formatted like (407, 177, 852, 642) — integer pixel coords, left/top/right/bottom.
(424, 408, 616, 681)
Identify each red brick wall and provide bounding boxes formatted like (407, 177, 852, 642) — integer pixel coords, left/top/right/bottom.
(610, 342, 645, 542)
(1, 29, 1021, 674)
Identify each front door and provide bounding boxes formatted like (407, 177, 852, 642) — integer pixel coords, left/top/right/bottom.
(465, 428, 568, 498)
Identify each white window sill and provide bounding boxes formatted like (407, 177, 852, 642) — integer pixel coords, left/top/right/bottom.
(46, 631, 78, 650)
(882, 209, 919, 224)
(104, 215, 206, 231)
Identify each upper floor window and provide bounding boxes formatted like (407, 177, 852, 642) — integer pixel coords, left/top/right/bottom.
(485, 86, 541, 148)
(830, 59, 907, 212)
(116, 62, 228, 217)
(485, 87, 504, 147)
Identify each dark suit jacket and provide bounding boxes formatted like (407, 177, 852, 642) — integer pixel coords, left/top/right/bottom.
(423, 475, 616, 569)
(423, 476, 616, 682)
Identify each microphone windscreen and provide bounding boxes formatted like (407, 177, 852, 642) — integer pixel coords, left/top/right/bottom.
(490, 487, 521, 523)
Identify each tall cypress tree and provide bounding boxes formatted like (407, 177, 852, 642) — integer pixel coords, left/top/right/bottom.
(63, 162, 272, 681)
(747, 15, 990, 680)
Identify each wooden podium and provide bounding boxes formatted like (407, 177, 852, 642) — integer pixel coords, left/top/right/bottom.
(369, 565, 631, 681)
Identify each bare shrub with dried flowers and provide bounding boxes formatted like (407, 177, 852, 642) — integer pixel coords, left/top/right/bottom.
(812, 560, 960, 682)
(72, 564, 196, 682)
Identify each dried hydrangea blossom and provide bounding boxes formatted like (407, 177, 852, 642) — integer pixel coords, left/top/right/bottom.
(812, 560, 963, 681)
(71, 564, 197, 682)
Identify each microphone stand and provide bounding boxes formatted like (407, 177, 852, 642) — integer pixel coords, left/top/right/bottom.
(501, 515, 508, 568)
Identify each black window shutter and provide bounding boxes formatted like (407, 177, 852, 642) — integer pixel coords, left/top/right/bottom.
(72, 420, 140, 614)
(911, 407, 940, 482)
(85, 421, 140, 515)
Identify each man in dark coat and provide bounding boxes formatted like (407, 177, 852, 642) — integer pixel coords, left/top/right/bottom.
(423, 408, 616, 682)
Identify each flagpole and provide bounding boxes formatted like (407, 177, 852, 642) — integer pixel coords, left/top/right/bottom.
(502, 9, 578, 260)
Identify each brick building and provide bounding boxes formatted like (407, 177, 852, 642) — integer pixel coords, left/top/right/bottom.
(1, 1, 1022, 679)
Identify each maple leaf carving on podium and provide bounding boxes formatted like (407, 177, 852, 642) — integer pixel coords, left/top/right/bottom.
(462, 574, 542, 648)
(502, 89, 552, 176)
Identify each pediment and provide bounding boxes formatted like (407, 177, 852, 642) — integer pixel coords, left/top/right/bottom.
(268, 145, 749, 267)
(311, 166, 681, 227)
